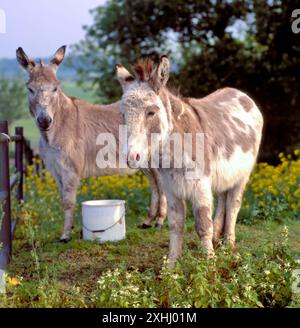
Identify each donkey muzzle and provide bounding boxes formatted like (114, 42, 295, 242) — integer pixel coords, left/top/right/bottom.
(127, 149, 143, 168)
(37, 114, 53, 131)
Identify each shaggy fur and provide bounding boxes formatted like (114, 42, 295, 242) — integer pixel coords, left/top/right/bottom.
(117, 56, 263, 267)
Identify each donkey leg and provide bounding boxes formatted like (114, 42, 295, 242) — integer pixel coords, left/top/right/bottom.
(167, 193, 186, 268)
(193, 184, 214, 257)
(51, 170, 70, 237)
(224, 178, 248, 249)
(213, 192, 227, 247)
(51, 169, 63, 198)
(60, 178, 80, 242)
(140, 169, 159, 228)
(152, 168, 167, 229)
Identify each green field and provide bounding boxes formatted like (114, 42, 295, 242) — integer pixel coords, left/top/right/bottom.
(61, 80, 98, 103)
(0, 161, 300, 308)
(3, 210, 300, 308)
(11, 81, 98, 148)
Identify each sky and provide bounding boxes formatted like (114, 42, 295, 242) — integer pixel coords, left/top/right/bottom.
(0, 0, 106, 58)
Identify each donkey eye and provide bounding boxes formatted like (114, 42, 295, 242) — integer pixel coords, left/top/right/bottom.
(147, 111, 156, 118)
(27, 87, 34, 94)
(53, 87, 58, 92)
(146, 105, 159, 119)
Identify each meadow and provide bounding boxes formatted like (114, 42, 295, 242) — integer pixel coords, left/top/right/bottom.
(0, 152, 300, 308)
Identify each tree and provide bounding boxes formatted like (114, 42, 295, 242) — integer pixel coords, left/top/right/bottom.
(73, 0, 300, 162)
(0, 77, 27, 127)
(73, 0, 247, 101)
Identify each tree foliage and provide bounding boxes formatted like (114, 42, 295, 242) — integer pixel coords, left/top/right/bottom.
(0, 77, 27, 126)
(74, 0, 300, 161)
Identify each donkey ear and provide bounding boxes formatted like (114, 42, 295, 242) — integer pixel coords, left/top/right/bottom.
(116, 64, 135, 92)
(151, 56, 170, 93)
(50, 45, 66, 70)
(16, 47, 35, 72)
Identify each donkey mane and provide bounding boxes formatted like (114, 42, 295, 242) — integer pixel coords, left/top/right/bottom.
(133, 57, 192, 106)
(119, 54, 264, 266)
(133, 57, 155, 81)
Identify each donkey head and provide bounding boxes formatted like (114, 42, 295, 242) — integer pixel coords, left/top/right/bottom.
(16, 46, 66, 131)
(116, 56, 171, 168)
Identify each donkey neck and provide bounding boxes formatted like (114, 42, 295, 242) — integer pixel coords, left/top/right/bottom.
(160, 89, 203, 134)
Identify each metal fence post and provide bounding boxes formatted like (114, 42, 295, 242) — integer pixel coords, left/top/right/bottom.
(0, 120, 12, 264)
(15, 127, 24, 202)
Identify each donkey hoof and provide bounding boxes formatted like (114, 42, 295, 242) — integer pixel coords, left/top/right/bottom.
(60, 236, 71, 243)
(138, 223, 152, 229)
(155, 223, 163, 230)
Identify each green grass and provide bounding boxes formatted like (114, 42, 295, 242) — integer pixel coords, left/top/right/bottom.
(1, 193, 300, 307)
(11, 81, 98, 148)
(11, 117, 39, 148)
(1, 160, 300, 307)
(61, 80, 97, 103)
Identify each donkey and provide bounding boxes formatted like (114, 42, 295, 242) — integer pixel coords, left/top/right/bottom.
(116, 56, 263, 266)
(16, 46, 167, 242)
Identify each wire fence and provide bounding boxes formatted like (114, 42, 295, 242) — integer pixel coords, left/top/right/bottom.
(0, 119, 37, 293)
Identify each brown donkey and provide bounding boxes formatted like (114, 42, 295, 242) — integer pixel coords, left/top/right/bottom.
(116, 56, 263, 267)
(16, 46, 167, 242)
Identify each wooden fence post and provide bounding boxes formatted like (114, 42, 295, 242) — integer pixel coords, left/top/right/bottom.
(25, 140, 33, 165)
(0, 120, 12, 264)
(15, 127, 24, 202)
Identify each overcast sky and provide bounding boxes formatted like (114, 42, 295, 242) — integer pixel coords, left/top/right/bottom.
(0, 0, 106, 58)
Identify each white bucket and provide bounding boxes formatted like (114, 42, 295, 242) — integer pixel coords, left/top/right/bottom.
(81, 200, 126, 243)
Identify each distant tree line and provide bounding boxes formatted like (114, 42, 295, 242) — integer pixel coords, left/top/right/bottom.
(0, 57, 79, 80)
(73, 0, 300, 162)
(0, 77, 27, 126)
